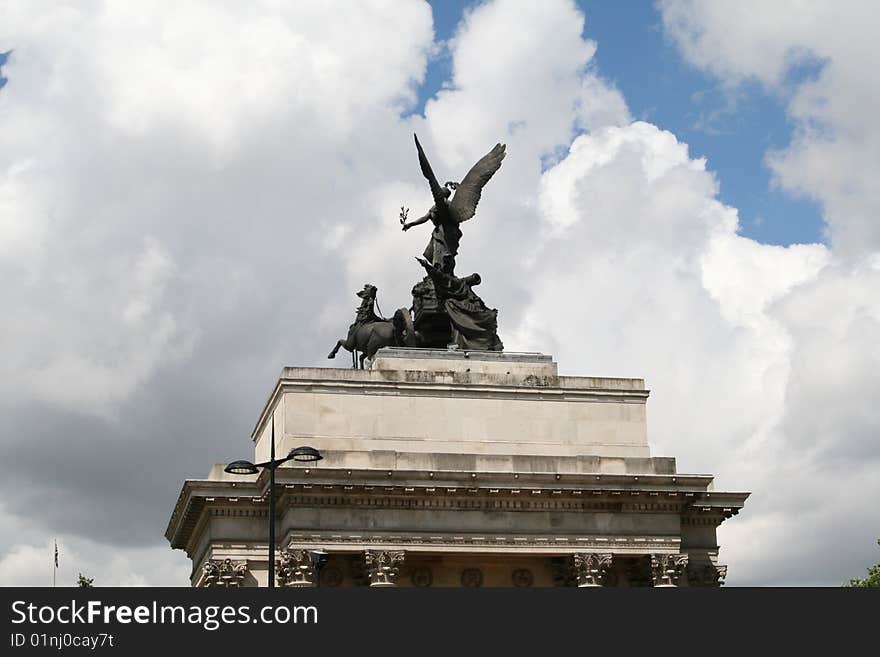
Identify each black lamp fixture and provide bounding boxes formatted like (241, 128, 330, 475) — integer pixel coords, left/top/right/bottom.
(223, 417, 322, 588)
(288, 446, 324, 463)
(224, 460, 259, 475)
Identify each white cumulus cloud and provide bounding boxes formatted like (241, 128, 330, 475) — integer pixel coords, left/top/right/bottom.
(660, 0, 880, 258)
(0, 0, 876, 586)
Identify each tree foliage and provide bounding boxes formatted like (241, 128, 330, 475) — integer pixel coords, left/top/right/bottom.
(843, 564, 880, 588)
(843, 541, 880, 587)
(76, 573, 94, 588)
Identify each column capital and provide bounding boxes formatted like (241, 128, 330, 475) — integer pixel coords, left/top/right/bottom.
(364, 550, 405, 587)
(651, 553, 689, 587)
(276, 548, 322, 587)
(202, 558, 248, 588)
(572, 552, 614, 587)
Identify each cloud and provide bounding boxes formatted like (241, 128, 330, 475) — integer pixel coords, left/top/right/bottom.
(0, 503, 189, 586)
(0, 0, 877, 587)
(334, 0, 631, 340)
(659, 0, 880, 259)
(519, 119, 880, 584)
(655, 0, 880, 583)
(0, 0, 435, 583)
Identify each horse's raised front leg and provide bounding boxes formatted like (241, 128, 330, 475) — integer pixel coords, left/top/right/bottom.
(328, 339, 345, 359)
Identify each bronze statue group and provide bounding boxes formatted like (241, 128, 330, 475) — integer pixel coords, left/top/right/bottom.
(328, 135, 506, 368)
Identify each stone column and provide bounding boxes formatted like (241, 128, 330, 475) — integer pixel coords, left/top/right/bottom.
(364, 550, 405, 587)
(572, 553, 614, 587)
(202, 558, 248, 588)
(276, 548, 323, 587)
(687, 563, 728, 587)
(650, 553, 689, 587)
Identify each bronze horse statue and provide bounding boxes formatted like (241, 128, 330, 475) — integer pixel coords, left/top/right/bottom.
(328, 284, 409, 368)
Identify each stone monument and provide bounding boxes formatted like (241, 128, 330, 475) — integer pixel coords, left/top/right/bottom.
(165, 137, 748, 587)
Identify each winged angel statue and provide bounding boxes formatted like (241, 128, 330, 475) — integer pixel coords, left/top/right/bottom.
(401, 134, 506, 273)
(328, 134, 507, 366)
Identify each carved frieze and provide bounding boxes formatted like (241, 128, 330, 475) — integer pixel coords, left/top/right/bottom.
(202, 558, 248, 588)
(284, 492, 685, 514)
(283, 530, 679, 552)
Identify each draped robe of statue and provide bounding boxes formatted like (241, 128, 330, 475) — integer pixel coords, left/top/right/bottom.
(419, 259, 503, 351)
(422, 204, 463, 269)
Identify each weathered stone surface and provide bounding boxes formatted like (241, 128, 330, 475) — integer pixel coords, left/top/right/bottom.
(253, 351, 651, 463)
(364, 550, 406, 587)
(651, 553, 689, 587)
(165, 352, 749, 587)
(201, 558, 248, 588)
(276, 548, 323, 588)
(572, 553, 614, 587)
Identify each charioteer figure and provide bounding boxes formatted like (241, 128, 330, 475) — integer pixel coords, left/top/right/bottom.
(416, 256, 503, 352)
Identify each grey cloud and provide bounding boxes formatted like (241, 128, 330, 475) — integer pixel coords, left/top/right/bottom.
(2, 0, 878, 588)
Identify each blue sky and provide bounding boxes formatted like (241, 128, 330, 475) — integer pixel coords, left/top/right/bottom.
(0, 50, 8, 89)
(423, 0, 825, 246)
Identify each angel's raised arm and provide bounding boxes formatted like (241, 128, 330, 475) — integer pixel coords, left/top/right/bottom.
(402, 208, 432, 231)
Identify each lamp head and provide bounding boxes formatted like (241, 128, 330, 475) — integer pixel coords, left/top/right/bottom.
(287, 446, 323, 463)
(224, 460, 259, 475)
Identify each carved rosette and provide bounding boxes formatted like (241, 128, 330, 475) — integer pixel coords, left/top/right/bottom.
(276, 548, 321, 587)
(460, 568, 483, 587)
(651, 553, 689, 587)
(512, 568, 534, 588)
(364, 550, 406, 587)
(687, 563, 728, 587)
(572, 553, 613, 587)
(202, 558, 248, 588)
(411, 567, 433, 587)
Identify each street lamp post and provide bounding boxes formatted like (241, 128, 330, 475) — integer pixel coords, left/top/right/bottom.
(224, 418, 322, 588)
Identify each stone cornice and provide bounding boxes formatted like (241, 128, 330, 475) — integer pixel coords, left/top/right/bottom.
(264, 465, 719, 490)
(279, 531, 682, 554)
(166, 469, 749, 553)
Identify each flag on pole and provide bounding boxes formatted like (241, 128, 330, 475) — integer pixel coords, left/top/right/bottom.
(54, 540, 59, 568)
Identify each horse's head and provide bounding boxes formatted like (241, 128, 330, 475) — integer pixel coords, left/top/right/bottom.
(356, 284, 378, 300)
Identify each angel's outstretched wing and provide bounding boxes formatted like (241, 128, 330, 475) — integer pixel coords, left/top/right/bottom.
(414, 134, 447, 207)
(449, 142, 506, 223)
